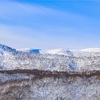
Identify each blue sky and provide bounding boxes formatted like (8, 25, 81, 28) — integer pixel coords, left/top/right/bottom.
(0, 0, 100, 49)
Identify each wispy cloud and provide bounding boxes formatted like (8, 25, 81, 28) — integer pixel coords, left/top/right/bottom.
(0, 2, 56, 18)
(0, 1, 100, 49)
(0, 1, 89, 33)
(0, 1, 87, 23)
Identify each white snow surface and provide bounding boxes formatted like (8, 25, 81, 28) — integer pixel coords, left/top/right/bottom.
(43, 49, 69, 54)
(1, 44, 100, 71)
(17, 48, 33, 52)
(17, 48, 72, 55)
(81, 48, 100, 52)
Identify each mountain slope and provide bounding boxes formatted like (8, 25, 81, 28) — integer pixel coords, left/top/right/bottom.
(0, 44, 100, 72)
(0, 70, 100, 100)
(0, 44, 100, 99)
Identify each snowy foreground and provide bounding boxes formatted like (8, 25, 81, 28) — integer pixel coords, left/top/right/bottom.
(0, 44, 100, 100)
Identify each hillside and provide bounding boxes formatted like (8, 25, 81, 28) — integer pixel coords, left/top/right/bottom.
(0, 44, 100, 100)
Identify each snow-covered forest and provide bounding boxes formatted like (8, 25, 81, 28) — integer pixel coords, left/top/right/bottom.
(0, 44, 100, 100)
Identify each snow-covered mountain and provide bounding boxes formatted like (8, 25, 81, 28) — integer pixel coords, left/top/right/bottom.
(0, 44, 100, 72)
(17, 47, 100, 56)
(81, 48, 100, 52)
(0, 44, 16, 54)
(42, 49, 73, 55)
(17, 48, 73, 55)
(17, 48, 41, 54)
(0, 44, 100, 99)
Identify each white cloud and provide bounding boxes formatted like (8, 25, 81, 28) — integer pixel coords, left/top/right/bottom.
(0, 1, 86, 21)
(0, 2, 54, 19)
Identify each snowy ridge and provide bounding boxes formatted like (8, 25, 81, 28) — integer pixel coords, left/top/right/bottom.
(17, 48, 73, 55)
(0, 44, 16, 53)
(44, 49, 69, 54)
(17, 47, 100, 55)
(17, 48, 41, 54)
(42, 49, 73, 56)
(1, 43, 100, 55)
(0, 44, 100, 72)
(81, 48, 100, 52)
